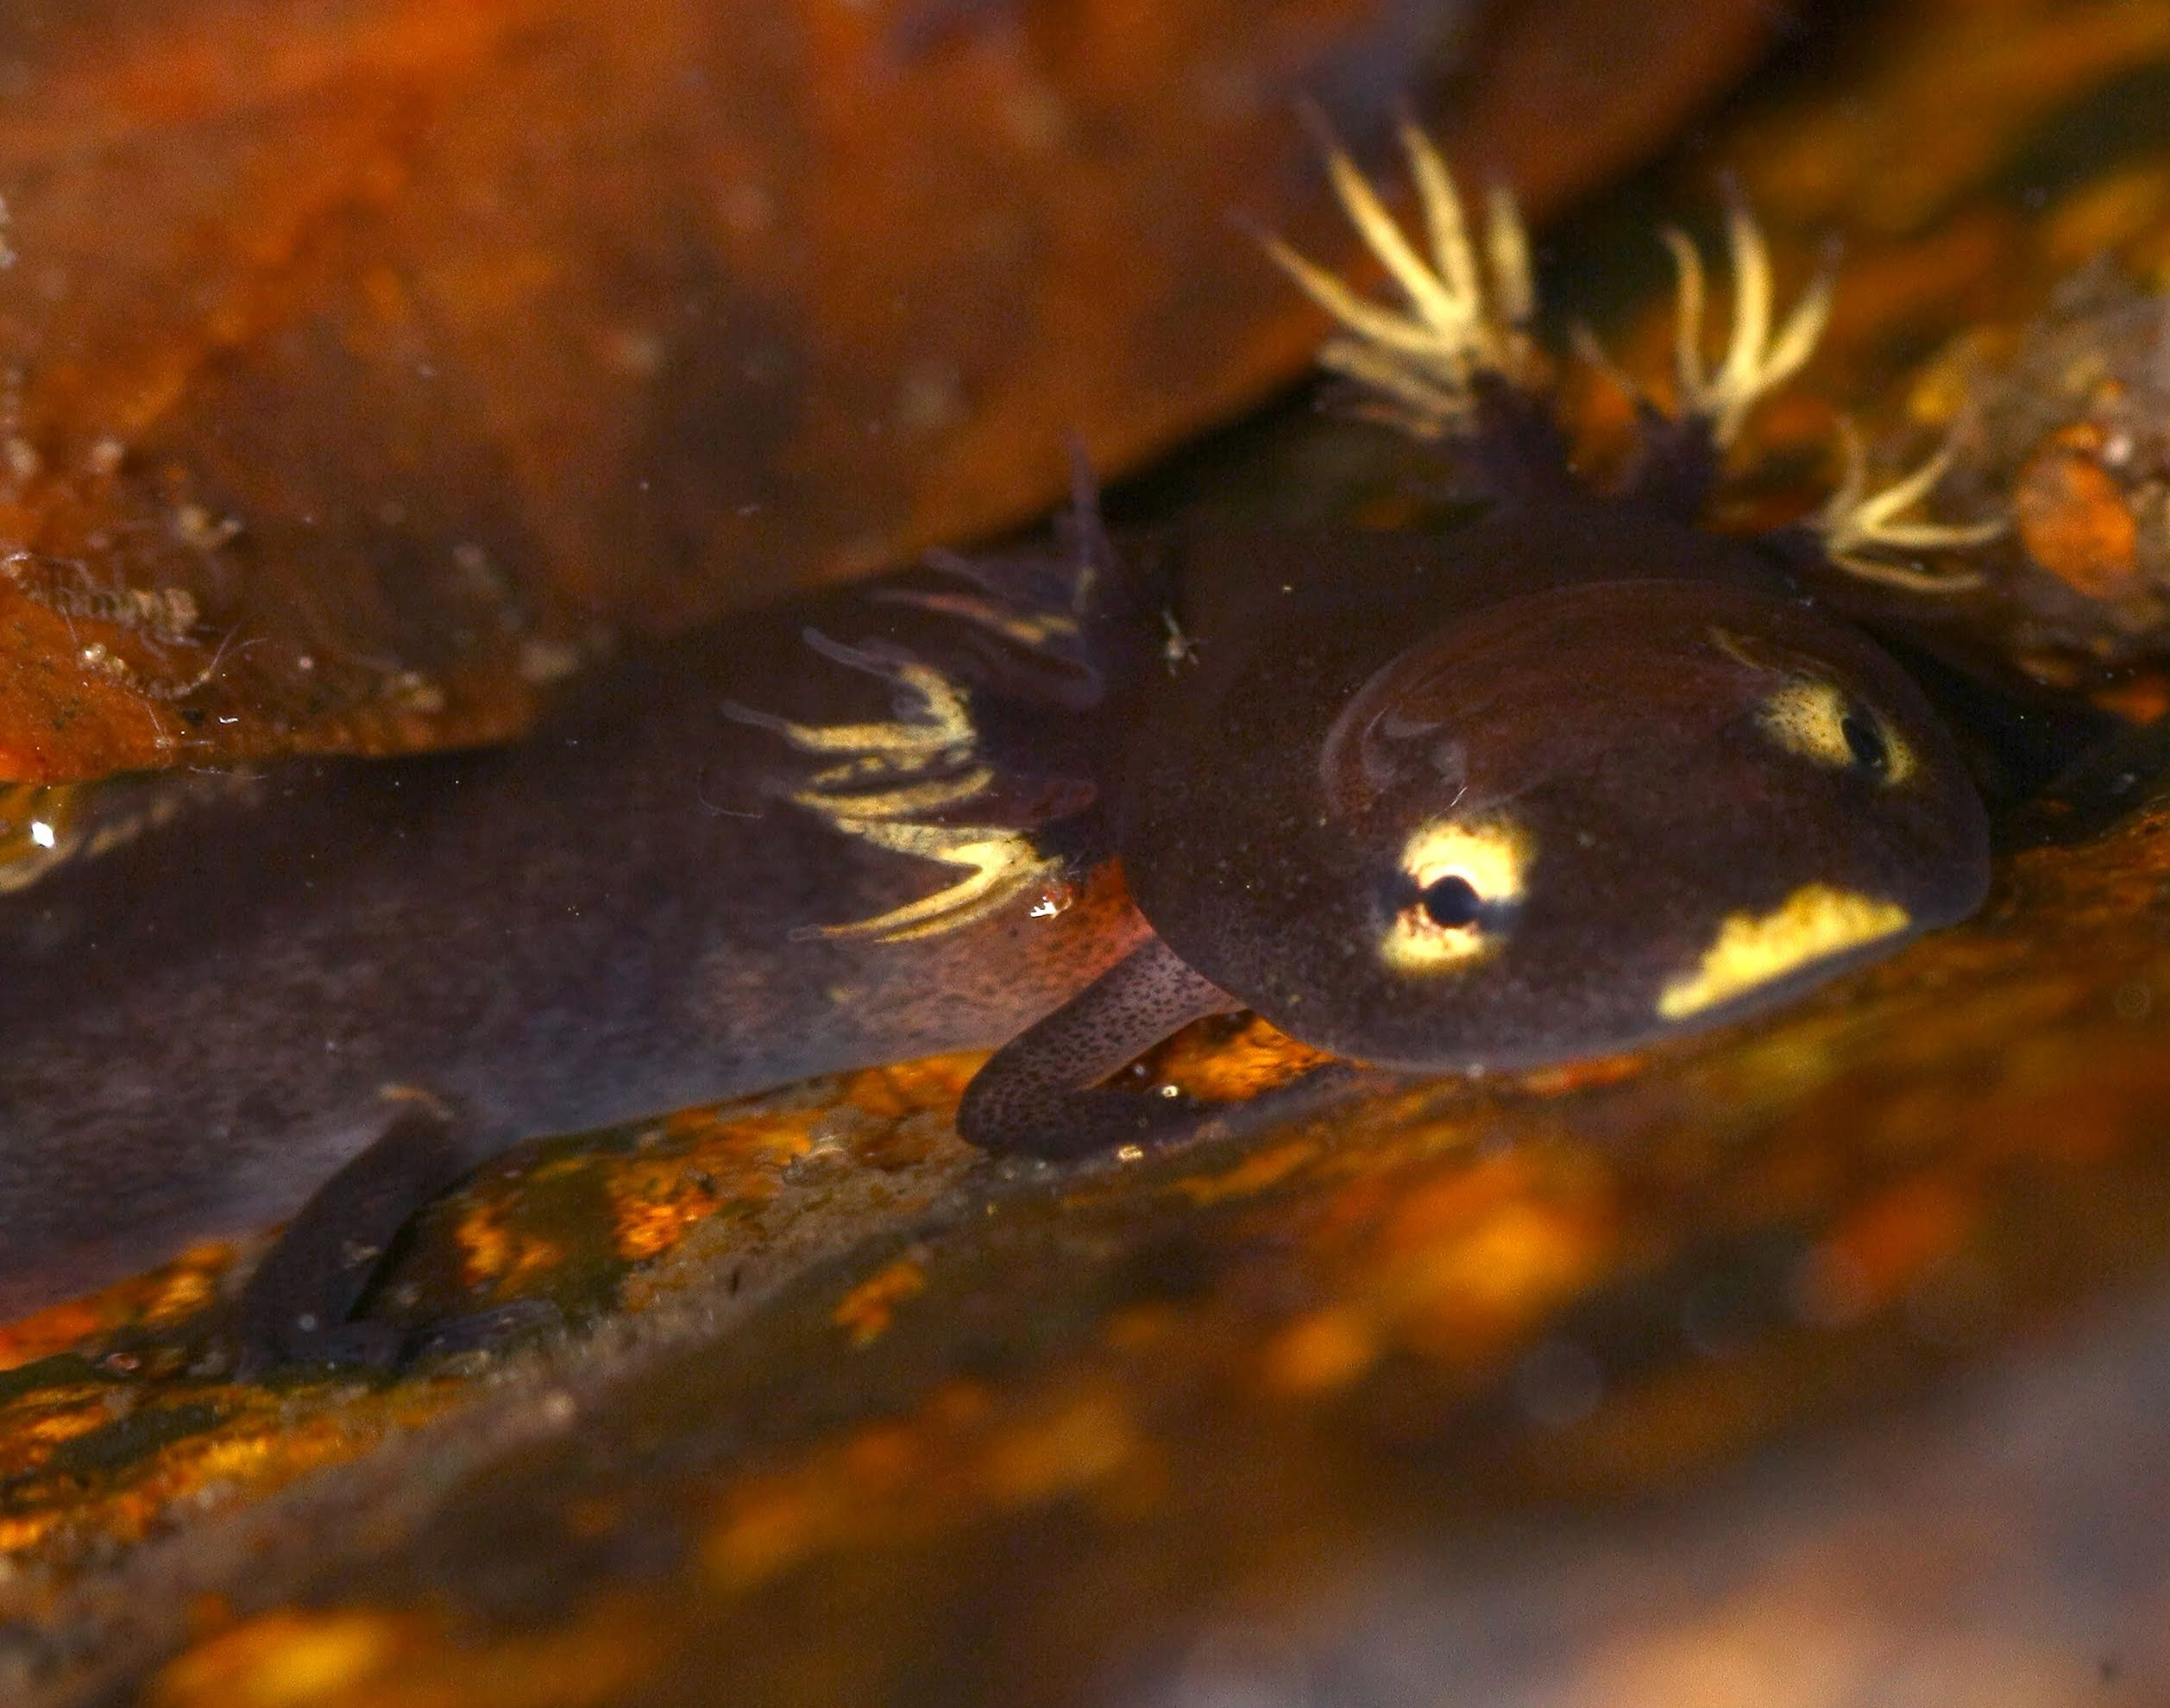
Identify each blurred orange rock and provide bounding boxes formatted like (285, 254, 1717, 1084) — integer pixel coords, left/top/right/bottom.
(2015, 436, 2143, 599)
(0, 0, 1771, 781)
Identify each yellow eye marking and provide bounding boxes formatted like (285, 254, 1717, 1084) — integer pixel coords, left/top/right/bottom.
(1760, 678, 1852, 765)
(1758, 679, 1915, 785)
(1657, 883, 1910, 1020)
(1380, 818, 1529, 974)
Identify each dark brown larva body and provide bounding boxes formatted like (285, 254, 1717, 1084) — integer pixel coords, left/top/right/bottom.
(0, 135, 1998, 1366)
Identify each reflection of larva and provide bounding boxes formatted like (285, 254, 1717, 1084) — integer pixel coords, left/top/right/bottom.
(1, 549, 201, 649)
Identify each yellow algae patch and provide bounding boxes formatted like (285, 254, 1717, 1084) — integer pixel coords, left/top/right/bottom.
(705, 1480, 840, 1591)
(1515, 1050, 1647, 1097)
(0, 1510, 61, 1552)
(11, 1394, 120, 1455)
(1795, 1175, 1978, 1326)
(151, 1609, 406, 1708)
(979, 1396, 1140, 1506)
(452, 1197, 557, 1295)
(607, 1161, 726, 1264)
(1359, 1157, 1620, 1359)
(848, 1052, 982, 1121)
(833, 1256, 928, 1347)
(0, 1376, 470, 1579)
(607, 1107, 836, 1264)
(1260, 1309, 1380, 1396)
(0, 1298, 111, 1372)
(1149, 1014, 1333, 1103)
(1174, 1140, 1319, 1208)
(152, 1598, 662, 1708)
(1392, 1201, 1608, 1356)
(140, 1246, 230, 1326)
(704, 1387, 1148, 1592)
(1657, 885, 1910, 1020)
(0, 1242, 235, 1372)
(2014, 433, 2144, 600)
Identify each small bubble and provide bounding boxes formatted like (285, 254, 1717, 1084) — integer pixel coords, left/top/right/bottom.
(718, 180, 773, 237)
(1680, 1282, 1755, 1359)
(894, 361, 964, 436)
(519, 637, 583, 687)
(172, 503, 240, 550)
(385, 670, 446, 715)
(1903, 1256, 2003, 1348)
(1514, 1340, 1602, 1429)
(601, 327, 664, 379)
(1790, 1245, 1872, 1328)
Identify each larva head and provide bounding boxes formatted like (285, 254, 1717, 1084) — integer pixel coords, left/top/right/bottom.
(1121, 578, 1988, 1070)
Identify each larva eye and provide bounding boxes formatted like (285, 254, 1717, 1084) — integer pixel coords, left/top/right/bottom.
(1759, 679, 1915, 786)
(1840, 709, 1888, 778)
(1420, 874, 1482, 929)
(1381, 819, 1527, 974)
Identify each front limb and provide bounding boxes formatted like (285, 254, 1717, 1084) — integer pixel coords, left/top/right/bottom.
(957, 934, 1244, 1160)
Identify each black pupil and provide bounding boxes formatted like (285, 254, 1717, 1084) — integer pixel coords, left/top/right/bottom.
(1421, 875, 1483, 930)
(1840, 710, 1888, 776)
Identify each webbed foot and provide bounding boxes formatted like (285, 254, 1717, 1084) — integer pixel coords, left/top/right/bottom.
(956, 933, 1357, 1162)
(959, 935, 1238, 1159)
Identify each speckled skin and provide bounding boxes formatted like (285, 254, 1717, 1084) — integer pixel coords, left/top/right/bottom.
(0, 586, 1153, 1345)
(0, 403, 1991, 1365)
(1120, 499, 1989, 1071)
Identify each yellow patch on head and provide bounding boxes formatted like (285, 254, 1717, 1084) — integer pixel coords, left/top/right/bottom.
(1657, 883, 1910, 1020)
(1381, 817, 1529, 974)
(1758, 679, 1915, 784)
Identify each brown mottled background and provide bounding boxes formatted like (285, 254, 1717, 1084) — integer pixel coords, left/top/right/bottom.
(9, 3, 2170, 1705)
